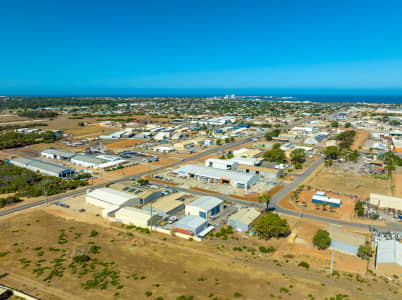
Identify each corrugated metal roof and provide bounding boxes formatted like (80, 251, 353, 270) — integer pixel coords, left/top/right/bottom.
(176, 164, 257, 184)
(115, 207, 156, 222)
(42, 148, 76, 158)
(10, 157, 73, 174)
(229, 207, 260, 226)
(87, 188, 137, 206)
(176, 215, 207, 229)
(187, 196, 223, 212)
(376, 240, 402, 266)
(72, 154, 106, 164)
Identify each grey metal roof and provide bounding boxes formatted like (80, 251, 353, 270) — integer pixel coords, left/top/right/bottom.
(72, 154, 106, 164)
(229, 207, 260, 226)
(176, 164, 257, 184)
(10, 157, 73, 174)
(376, 240, 402, 266)
(176, 215, 207, 229)
(187, 196, 223, 211)
(42, 148, 76, 158)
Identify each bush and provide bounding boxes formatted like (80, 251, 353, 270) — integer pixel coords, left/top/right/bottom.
(357, 244, 373, 260)
(259, 246, 275, 253)
(298, 261, 310, 269)
(312, 229, 331, 250)
(73, 254, 91, 263)
(145, 291, 152, 297)
(89, 230, 98, 237)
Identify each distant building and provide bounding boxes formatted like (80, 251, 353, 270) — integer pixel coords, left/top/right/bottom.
(228, 207, 260, 232)
(205, 158, 238, 170)
(114, 207, 161, 228)
(369, 193, 402, 211)
(312, 191, 341, 207)
(10, 157, 76, 178)
(237, 165, 282, 180)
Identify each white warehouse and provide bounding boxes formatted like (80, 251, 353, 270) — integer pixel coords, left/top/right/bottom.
(86, 188, 140, 209)
(205, 158, 238, 170)
(175, 164, 258, 191)
(114, 207, 161, 227)
(185, 196, 223, 220)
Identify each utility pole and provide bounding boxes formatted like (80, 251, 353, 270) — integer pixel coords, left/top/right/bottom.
(330, 234, 335, 275)
(44, 182, 48, 207)
(150, 202, 153, 233)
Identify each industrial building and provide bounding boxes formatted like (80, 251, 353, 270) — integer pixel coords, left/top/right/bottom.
(9, 157, 76, 178)
(110, 182, 162, 205)
(71, 154, 126, 169)
(312, 191, 342, 208)
(375, 240, 402, 275)
(114, 207, 161, 227)
(369, 193, 402, 211)
(175, 164, 258, 191)
(144, 192, 191, 215)
(232, 148, 261, 158)
(205, 158, 238, 170)
(237, 165, 282, 180)
(41, 148, 76, 160)
(228, 207, 260, 232)
(174, 140, 195, 151)
(185, 196, 223, 220)
(230, 157, 263, 166)
(175, 215, 208, 236)
(86, 188, 140, 209)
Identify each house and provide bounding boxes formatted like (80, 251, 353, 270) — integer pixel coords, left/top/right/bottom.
(86, 188, 141, 209)
(174, 215, 208, 236)
(185, 196, 223, 220)
(375, 240, 402, 275)
(228, 207, 260, 232)
(175, 164, 258, 191)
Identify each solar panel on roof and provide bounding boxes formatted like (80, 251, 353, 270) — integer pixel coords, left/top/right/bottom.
(128, 189, 135, 193)
(122, 187, 130, 191)
(135, 190, 142, 194)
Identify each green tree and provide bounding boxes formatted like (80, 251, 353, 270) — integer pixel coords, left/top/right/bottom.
(230, 136, 235, 142)
(344, 122, 351, 128)
(263, 146, 286, 163)
(225, 137, 230, 143)
(258, 192, 271, 204)
(138, 179, 149, 186)
(357, 244, 373, 260)
(312, 229, 331, 250)
(216, 138, 221, 145)
(325, 146, 340, 160)
(290, 148, 306, 164)
(354, 201, 365, 217)
(252, 213, 290, 240)
(331, 121, 339, 128)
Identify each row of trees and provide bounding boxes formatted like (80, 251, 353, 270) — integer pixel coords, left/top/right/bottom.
(0, 161, 88, 198)
(0, 131, 60, 150)
(17, 111, 58, 119)
(263, 143, 306, 169)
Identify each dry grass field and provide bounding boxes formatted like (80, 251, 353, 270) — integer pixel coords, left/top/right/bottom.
(392, 167, 402, 198)
(306, 168, 392, 199)
(0, 209, 400, 300)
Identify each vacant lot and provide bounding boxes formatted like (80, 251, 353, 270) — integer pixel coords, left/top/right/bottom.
(0, 210, 400, 299)
(306, 168, 392, 199)
(105, 139, 145, 152)
(351, 130, 369, 151)
(392, 167, 402, 198)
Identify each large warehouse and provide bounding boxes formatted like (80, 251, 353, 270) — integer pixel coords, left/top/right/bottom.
(10, 157, 76, 178)
(185, 196, 223, 220)
(375, 240, 402, 275)
(175, 215, 208, 236)
(237, 165, 282, 180)
(175, 164, 258, 191)
(369, 193, 402, 211)
(41, 148, 76, 160)
(228, 207, 260, 232)
(114, 207, 161, 227)
(86, 188, 140, 209)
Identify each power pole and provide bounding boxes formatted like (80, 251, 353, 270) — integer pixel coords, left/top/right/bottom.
(44, 183, 48, 207)
(150, 202, 153, 233)
(330, 234, 335, 275)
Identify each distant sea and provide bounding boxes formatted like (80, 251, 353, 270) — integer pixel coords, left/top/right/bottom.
(262, 95, 402, 104)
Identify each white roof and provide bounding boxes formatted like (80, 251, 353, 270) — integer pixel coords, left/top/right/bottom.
(115, 207, 157, 222)
(187, 196, 223, 212)
(87, 188, 137, 206)
(176, 164, 257, 184)
(377, 240, 402, 266)
(229, 207, 260, 225)
(315, 191, 326, 196)
(230, 157, 263, 166)
(369, 193, 402, 210)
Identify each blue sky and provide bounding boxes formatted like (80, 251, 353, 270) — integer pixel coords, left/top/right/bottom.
(1, 0, 402, 95)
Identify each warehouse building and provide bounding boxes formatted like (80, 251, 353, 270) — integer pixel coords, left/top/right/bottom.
(10, 157, 76, 178)
(175, 215, 208, 236)
(175, 164, 258, 191)
(375, 240, 402, 275)
(71, 154, 125, 169)
(237, 165, 282, 180)
(185, 196, 223, 220)
(312, 191, 342, 208)
(369, 193, 402, 211)
(228, 207, 260, 232)
(230, 157, 263, 166)
(232, 148, 261, 158)
(205, 158, 238, 170)
(174, 140, 195, 151)
(86, 188, 140, 209)
(144, 192, 191, 215)
(110, 182, 162, 205)
(114, 207, 161, 227)
(41, 148, 76, 160)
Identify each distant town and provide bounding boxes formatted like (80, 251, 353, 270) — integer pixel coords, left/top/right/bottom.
(0, 96, 401, 299)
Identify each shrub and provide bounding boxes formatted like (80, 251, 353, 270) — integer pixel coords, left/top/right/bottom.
(73, 254, 91, 263)
(298, 261, 310, 269)
(89, 230, 98, 237)
(234, 292, 243, 297)
(312, 230, 331, 250)
(145, 291, 152, 297)
(259, 246, 275, 253)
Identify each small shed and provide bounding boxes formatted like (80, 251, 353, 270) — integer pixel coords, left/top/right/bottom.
(228, 207, 260, 232)
(175, 215, 208, 236)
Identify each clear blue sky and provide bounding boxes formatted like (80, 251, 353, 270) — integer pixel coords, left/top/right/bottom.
(1, 0, 402, 95)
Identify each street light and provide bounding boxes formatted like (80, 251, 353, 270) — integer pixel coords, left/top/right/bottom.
(43, 180, 51, 207)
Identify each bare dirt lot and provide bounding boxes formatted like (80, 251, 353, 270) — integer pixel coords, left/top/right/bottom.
(351, 130, 369, 151)
(392, 167, 402, 198)
(0, 209, 400, 300)
(306, 167, 392, 199)
(105, 139, 145, 152)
